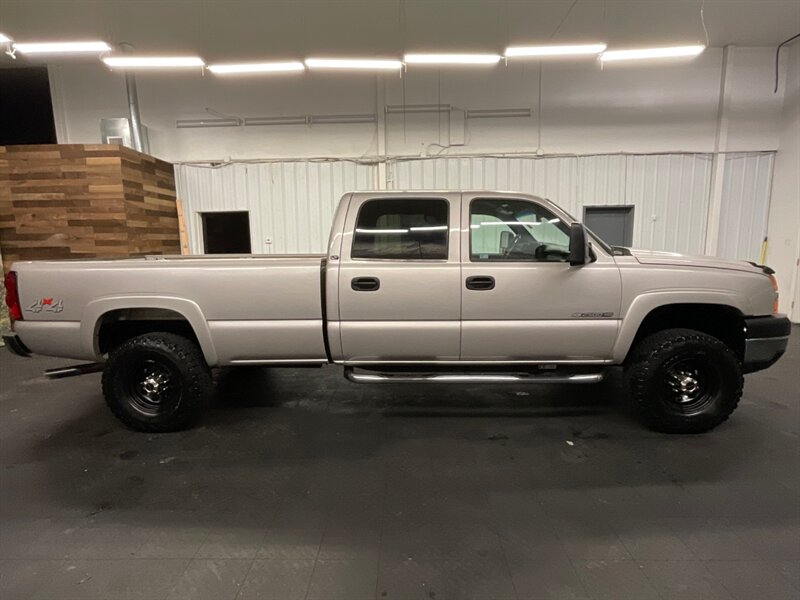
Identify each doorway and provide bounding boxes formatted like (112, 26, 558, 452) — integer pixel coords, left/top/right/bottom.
(0, 67, 57, 145)
(583, 205, 635, 247)
(201, 211, 252, 254)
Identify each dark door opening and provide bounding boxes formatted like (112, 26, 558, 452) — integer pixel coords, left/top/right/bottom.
(201, 211, 252, 254)
(583, 205, 635, 247)
(0, 67, 57, 145)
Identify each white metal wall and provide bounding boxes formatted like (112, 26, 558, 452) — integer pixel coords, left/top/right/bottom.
(175, 161, 377, 254)
(717, 152, 775, 262)
(175, 152, 774, 259)
(390, 154, 714, 255)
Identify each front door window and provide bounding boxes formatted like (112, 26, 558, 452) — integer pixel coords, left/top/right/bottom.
(470, 198, 570, 262)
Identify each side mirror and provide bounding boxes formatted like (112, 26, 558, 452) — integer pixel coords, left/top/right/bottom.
(569, 223, 589, 266)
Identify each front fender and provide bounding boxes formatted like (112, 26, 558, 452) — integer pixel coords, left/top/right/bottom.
(82, 295, 218, 366)
(612, 291, 745, 363)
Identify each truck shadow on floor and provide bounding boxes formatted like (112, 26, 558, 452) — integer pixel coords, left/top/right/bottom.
(212, 365, 624, 420)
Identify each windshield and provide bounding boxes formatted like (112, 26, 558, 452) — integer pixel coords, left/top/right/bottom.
(582, 225, 615, 255)
(536, 201, 616, 256)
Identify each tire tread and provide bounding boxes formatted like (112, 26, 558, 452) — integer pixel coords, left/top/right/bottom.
(624, 328, 743, 434)
(102, 332, 212, 432)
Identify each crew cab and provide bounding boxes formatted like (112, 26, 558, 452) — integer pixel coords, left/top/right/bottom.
(3, 191, 791, 433)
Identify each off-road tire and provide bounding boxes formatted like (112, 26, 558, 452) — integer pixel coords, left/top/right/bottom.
(102, 332, 212, 432)
(624, 328, 743, 434)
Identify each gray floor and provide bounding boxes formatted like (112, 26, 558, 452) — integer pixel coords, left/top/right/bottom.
(1, 330, 798, 600)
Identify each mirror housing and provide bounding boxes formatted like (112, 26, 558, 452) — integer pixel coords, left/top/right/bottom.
(568, 223, 589, 266)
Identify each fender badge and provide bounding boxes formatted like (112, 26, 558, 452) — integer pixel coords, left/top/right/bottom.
(26, 297, 64, 313)
(572, 311, 614, 318)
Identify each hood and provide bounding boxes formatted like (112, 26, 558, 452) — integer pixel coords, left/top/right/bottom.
(626, 248, 764, 275)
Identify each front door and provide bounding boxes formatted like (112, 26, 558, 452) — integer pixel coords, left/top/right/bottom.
(337, 194, 462, 362)
(460, 193, 622, 362)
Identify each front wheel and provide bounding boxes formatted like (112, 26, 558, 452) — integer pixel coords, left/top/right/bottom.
(102, 332, 212, 432)
(624, 328, 743, 434)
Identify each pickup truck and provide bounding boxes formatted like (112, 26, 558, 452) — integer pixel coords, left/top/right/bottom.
(3, 191, 791, 434)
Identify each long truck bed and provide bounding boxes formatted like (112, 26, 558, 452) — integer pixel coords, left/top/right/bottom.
(11, 255, 328, 365)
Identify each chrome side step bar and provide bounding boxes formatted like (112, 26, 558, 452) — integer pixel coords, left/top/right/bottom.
(344, 368, 603, 384)
(45, 363, 104, 379)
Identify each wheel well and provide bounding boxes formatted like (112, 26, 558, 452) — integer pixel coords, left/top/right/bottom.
(629, 304, 745, 361)
(96, 308, 200, 355)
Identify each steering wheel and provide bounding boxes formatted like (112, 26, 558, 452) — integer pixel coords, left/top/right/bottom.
(506, 236, 542, 259)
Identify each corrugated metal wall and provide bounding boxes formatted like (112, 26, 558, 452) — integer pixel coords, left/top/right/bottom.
(390, 154, 714, 255)
(175, 152, 774, 259)
(175, 161, 376, 253)
(717, 152, 775, 261)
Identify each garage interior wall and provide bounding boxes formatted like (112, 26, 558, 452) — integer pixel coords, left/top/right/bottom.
(175, 151, 774, 261)
(46, 47, 784, 161)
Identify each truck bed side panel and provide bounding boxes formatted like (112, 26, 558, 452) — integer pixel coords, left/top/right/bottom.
(12, 256, 327, 365)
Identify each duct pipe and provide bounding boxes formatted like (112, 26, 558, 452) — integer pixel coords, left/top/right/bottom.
(125, 72, 146, 153)
(118, 42, 148, 153)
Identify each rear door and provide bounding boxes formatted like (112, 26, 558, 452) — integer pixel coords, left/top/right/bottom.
(460, 192, 621, 362)
(337, 193, 462, 362)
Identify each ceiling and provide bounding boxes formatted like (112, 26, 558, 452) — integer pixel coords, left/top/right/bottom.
(1, 0, 798, 64)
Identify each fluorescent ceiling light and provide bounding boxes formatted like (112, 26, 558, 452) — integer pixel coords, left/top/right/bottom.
(14, 41, 110, 54)
(0, 33, 12, 44)
(103, 56, 205, 68)
(208, 61, 304, 74)
(305, 58, 402, 70)
(600, 45, 705, 62)
(505, 44, 606, 58)
(404, 53, 502, 65)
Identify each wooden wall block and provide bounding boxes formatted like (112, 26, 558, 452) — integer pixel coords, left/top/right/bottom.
(0, 144, 181, 274)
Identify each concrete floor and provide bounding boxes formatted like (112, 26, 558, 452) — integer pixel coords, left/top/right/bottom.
(0, 330, 798, 600)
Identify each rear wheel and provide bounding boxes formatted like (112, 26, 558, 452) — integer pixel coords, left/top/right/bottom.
(624, 328, 743, 433)
(102, 332, 212, 432)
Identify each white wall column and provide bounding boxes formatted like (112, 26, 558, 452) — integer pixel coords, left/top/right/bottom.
(376, 75, 388, 190)
(765, 41, 800, 321)
(47, 65, 69, 143)
(705, 45, 735, 256)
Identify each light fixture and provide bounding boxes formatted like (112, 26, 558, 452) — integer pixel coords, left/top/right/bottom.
(0, 33, 12, 44)
(505, 44, 607, 58)
(404, 53, 502, 65)
(600, 45, 705, 62)
(102, 56, 205, 68)
(208, 61, 305, 74)
(176, 118, 241, 128)
(305, 58, 402, 70)
(245, 116, 309, 126)
(386, 104, 452, 114)
(13, 41, 110, 54)
(310, 113, 376, 124)
(467, 108, 531, 119)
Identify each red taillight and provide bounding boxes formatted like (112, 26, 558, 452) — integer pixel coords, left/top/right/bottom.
(4, 271, 23, 323)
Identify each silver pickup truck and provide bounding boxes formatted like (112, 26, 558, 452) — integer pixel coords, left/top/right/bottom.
(3, 191, 790, 433)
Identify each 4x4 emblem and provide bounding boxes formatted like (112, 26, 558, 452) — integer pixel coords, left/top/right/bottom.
(25, 297, 64, 314)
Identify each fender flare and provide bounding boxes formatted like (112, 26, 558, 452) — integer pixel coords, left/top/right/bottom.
(82, 295, 218, 366)
(612, 290, 746, 363)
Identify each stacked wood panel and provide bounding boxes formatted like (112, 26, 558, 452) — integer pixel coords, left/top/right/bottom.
(0, 144, 180, 274)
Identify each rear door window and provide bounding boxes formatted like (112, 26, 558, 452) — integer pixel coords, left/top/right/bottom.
(352, 198, 449, 260)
